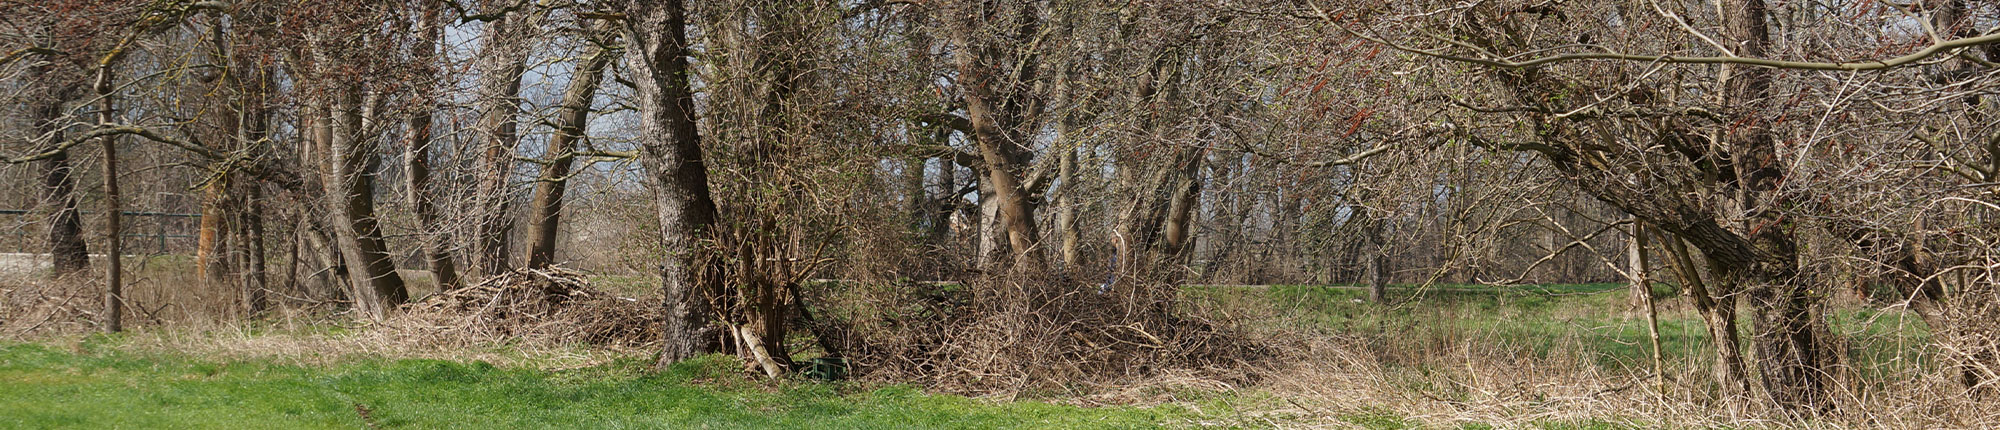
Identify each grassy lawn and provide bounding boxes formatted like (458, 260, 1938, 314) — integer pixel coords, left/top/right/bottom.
(0, 341, 1188, 429)
(1, 282, 1938, 429)
(1209, 283, 1932, 374)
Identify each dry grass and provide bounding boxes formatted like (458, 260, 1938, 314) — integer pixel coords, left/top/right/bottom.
(1231, 289, 2000, 430)
(3, 265, 659, 370)
(1255, 337, 2000, 429)
(1, 255, 274, 335)
(0, 271, 101, 336)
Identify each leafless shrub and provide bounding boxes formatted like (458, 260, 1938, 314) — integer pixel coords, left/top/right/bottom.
(0, 272, 101, 337)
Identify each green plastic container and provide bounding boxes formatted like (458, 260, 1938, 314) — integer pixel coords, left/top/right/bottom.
(804, 357, 849, 382)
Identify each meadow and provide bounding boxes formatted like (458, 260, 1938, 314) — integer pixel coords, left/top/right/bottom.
(3, 280, 1952, 429)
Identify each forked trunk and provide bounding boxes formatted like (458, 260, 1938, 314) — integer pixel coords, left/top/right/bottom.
(470, 7, 542, 278)
(526, 33, 617, 269)
(318, 90, 409, 320)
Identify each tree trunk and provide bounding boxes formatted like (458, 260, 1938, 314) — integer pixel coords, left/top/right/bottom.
(1158, 156, 1202, 262)
(239, 184, 269, 315)
(470, 9, 541, 278)
(1627, 217, 1653, 310)
(319, 90, 409, 320)
(621, 0, 723, 366)
(951, 1, 1047, 273)
(1055, 145, 1081, 270)
(284, 211, 301, 301)
(1363, 211, 1388, 304)
(1365, 246, 1386, 304)
(297, 109, 351, 309)
(526, 32, 616, 269)
(234, 77, 272, 315)
(27, 71, 89, 277)
(975, 171, 1005, 271)
(1723, 0, 1830, 412)
(302, 222, 351, 306)
(95, 65, 124, 333)
(1629, 219, 1666, 394)
(406, 4, 458, 289)
(38, 151, 90, 278)
(1658, 231, 1751, 401)
(199, 17, 242, 308)
(197, 173, 233, 295)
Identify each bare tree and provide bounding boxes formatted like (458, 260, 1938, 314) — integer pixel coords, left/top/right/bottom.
(525, 24, 618, 269)
(467, 3, 548, 279)
(288, 2, 415, 319)
(405, 2, 459, 289)
(948, 0, 1051, 273)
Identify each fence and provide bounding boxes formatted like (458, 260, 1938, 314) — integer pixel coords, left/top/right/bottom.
(0, 209, 201, 255)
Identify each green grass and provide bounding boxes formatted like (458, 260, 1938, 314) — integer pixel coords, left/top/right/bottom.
(1197, 282, 1933, 375)
(587, 274, 657, 297)
(0, 342, 1188, 429)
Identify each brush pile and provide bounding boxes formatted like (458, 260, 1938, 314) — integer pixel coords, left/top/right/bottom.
(841, 275, 1269, 395)
(394, 266, 661, 349)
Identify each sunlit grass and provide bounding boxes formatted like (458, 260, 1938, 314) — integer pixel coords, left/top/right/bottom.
(0, 342, 1187, 429)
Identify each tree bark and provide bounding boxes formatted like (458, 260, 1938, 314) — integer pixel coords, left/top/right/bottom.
(1365, 216, 1387, 304)
(199, 16, 244, 306)
(239, 184, 269, 315)
(406, 3, 458, 289)
(1159, 155, 1202, 262)
(39, 151, 90, 278)
(297, 107, 352, 309)
(1629, 219, 1665, 394)
(621, 0, 723, 366)
(318, 89, 409, 320)
(470, 8, 542, 278)
(526, 31, 617, 269)
(951, 0, 1047, 273)
(1658, 230, 1751, 401)
(234, 44, 274, 316)
(1722, 0, 1829, 412)
(197, 161, 234, 296)
(95, 64, 124, 333)
(26, 66, 89, 278)
(301, 222, 351, 306)
(1055, 145, 1081, 270)
(975, 174, 1005, 271)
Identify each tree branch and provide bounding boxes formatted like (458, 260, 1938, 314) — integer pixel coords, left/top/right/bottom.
(1312, 3, 2000, 72)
